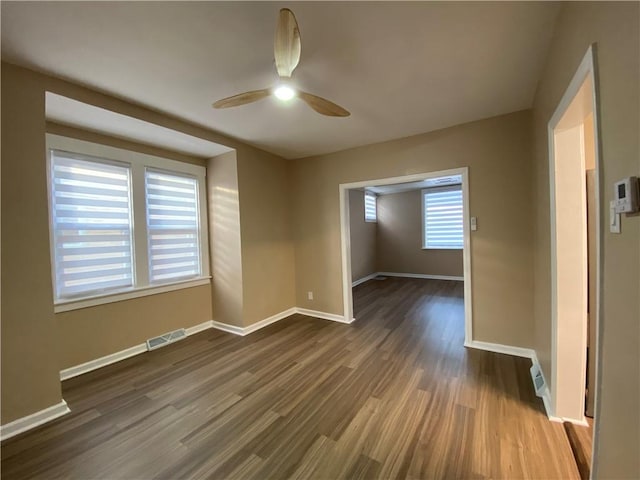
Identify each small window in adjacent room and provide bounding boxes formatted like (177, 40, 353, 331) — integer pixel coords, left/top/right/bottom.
(422, 185, 463, 249)
(364, 191, 377, 222)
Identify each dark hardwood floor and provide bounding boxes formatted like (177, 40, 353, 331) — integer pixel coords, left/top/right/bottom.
(1, 278, 579, 479)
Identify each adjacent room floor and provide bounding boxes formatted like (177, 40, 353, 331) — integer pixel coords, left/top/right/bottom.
(1, 278, 579, 479)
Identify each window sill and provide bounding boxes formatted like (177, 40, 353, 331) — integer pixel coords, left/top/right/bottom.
(421, 247, 463, 250)
(54, 277, 212, 313)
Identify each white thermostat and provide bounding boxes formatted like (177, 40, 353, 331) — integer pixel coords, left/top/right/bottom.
(613, 176, 639, 213)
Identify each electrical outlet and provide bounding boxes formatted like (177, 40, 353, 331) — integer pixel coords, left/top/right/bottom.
(307, 291, 313, 300)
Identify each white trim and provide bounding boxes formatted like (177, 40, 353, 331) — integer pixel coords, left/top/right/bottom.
(210, 307, 353, 336)
(185, 320, 214, 336)
(211, 308, 298, 336)
(295, 308, 354, 324)
(245, 307, 297, 334)
(339, 167, 473, 338)
(529, 352, 590, 426)
(352, 272, 379, 287)
(60, 344, 147, 381)
(0, 400, 70, 441)
(464, 340, 535, 359)
(377, 272, 464, 282)
(46, 133, 211, 307)
(54, 277, 212, 313)
(60, 319, 215, 380)
(210, 320, 246, 336)
(547, 44, 601, 442)
(546, 405, 590, 426)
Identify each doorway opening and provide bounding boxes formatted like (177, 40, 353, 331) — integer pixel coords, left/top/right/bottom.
(339, 167, 472, 344)
(548, 45, 601, 475)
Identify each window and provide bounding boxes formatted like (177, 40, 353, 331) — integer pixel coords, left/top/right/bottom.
(145, 170, 201, 284)
(49, 151, 134, 298)
(47, 134, 209, 308)
(422, 185, 463, 249)
(364, 191, 377, 222)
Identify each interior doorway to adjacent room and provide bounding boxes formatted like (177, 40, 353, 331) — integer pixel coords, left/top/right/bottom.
(339, 168, 472, 345)
(548, 44, 601, 477)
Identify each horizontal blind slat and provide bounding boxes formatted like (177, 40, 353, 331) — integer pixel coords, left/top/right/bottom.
(146, 170, 201, 284)
(50, 151, 134, 299)
(424, 187, 463, 249)
(364, 192, 377, 221)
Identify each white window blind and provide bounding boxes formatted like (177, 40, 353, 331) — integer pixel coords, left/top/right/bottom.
(365, 191, 377, 222)
(423, 185, 463, 249)
(49, 151, 134, 298)
(145, 170, 201, 284)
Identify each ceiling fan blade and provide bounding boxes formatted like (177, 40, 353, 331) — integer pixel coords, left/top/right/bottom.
(274, 8, 301, 78)
(212, 89, 271, 109)
(298, 91, 350, 117)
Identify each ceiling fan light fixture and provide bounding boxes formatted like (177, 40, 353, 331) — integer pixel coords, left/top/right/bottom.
(274, 85, 296, 101)
(212, 8, 350, 116)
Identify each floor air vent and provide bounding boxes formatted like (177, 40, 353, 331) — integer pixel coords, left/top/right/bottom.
(146, 329, 187, 351)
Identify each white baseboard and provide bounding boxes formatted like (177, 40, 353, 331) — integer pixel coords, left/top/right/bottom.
(185, 320, 214, 336)
(60, 344, 148, 381)
(60, 305, 352, 382)
(529, 353, 589, 426)
(352, 272, 379, 287)
(211, 308, 298, 336)
(0, 400, 70, 441)
(352, 271, 465, 288)
(60, 320, 214, 381)
(545, 402, 589, 425)
(210, 320, 246, 336)
(295, 307, 353, 324)
(470, 341, 588, 425)
(210, 307, 353, 336)
(377, 272, 464, 281)
(464, 340, 536, 359)
(246, 308, 297, 334)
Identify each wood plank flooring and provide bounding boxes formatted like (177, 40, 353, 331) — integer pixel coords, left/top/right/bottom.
(564, 417, 593, 480)
(1, 278, 579, 479)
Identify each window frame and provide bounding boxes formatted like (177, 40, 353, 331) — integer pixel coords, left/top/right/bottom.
(144, 167, 203, 285)
(364, 191, 377, 223)
(46, 134, 210, 312)
(421, 184, 464, 250)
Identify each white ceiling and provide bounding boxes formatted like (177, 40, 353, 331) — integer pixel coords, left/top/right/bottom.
(1, 2, 560, 160)
(366, 175, 462, 195)
(46, 93, 232, 159)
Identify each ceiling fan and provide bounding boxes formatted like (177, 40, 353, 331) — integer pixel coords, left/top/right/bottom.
(212, 8, 350, 117)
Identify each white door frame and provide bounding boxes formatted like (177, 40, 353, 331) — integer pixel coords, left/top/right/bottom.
(338, 167, 472, 344)
(547, 43, 601, 437)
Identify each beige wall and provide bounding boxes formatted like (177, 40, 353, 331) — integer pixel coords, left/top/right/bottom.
(237, 148, 296, 326)
(56, 286, 212, 369)
(208, 152, 244, 328)
(0, 62, 296, 424)
(209, 149, 296, 329)
(377, 190, 463, 277)
(1, 63, 63, 423)
(49, 124, 214, 368)
(531, 2, 639, 477)
(348, 190, 377, 281)
(291, 110, 535, 348)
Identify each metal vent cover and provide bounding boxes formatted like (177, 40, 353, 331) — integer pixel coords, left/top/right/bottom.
(530, 363, 547, 397)
(146, 328, 187, 351)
